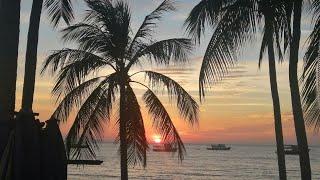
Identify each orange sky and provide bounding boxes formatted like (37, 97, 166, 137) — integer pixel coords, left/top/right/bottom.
(15, 0, 320, 145)
(14, 57, 320, 145)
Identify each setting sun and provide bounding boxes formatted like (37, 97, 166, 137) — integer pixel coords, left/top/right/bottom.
(153, 135, 162, 144)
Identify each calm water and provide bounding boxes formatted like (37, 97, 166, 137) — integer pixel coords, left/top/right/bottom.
(68, 143, 320, 179)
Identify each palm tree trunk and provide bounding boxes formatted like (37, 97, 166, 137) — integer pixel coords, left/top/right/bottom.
(268, 41, 287, 180)
(12, 1, 44, 179)
(21, 0, 44, 112)
(290, 0, 311, 179)
(119, 81, 128, 180)
(0, 0, 20, 157)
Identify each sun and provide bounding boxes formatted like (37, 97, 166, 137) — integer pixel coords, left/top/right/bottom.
(153, 135, 162, 143)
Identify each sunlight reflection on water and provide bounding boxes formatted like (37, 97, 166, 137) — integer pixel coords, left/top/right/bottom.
(68, 143, 320, 180)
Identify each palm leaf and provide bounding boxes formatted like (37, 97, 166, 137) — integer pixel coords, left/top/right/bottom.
(143, 71, 199, 125)
(143, 89, 185, 161)
(258, 0, 289, 67)
(301, 15, 320, 131)
(66, 75, 118, 160)
(42, 48, 114, 97)
(42, 48, 111, 74)
(184, 0, 235, 43)
(51, 76, 105, 122)
(196, 0, 258, 100)
(84, 0, 131, 60)
(129, 0, 175, 54)
(44, 0, 74, 27)
(129, 38, 193, 68)
(118, 85, 148, 167)
(61, 23, 112, 53)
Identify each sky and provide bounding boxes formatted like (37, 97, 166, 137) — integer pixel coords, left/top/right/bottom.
(16, 0, 320, 145)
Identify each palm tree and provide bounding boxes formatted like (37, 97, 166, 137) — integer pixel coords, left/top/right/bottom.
(184, 0, 288, 179)
(288, 0, 312, 178)
(41, 0, 198, 179)
(259, 2, 289, 179)
(0, 0, 21, 159)
(22, 0, 74, 112)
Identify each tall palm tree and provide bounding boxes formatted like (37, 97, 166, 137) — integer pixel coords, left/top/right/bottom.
(184, 0, 288, 179)
(22, 0, 74, 112)
(41, 0, 198, 179)
(0, 0, 21, 159)
(288, 0, 312, 179)
(259, 2, 290, 179)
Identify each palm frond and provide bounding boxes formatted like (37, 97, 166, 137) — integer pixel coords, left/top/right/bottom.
(44, 0, 74, 27)
(142, 71, 199, 125)
(119, 85, 148, 167)
(42, 48, 111, 74)
(143, 89, 185, 161)
(301, 59, 320, 132)
(42, 48, 114, 97)
(197, 0, 258, 100)
(51, 76, 104, 122)
(258, 29, 269, 67)
(258, 0, 289, 67)
(128, 38, 193, 68)
(84, 0, 113, 23)
(129, 0, 175, 53)
(84, 0, 131, 59)
(301, 15, 320, 132)
(312, 0, 320, 16)
(61, 23, 112, 53)
(184, 0, 235, 43)
(66, 75, 118, 160)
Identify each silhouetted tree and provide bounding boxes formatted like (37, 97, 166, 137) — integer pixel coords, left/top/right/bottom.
(184, 0, 290, 179)
(287, 0, 312, 178)
(42, 1, 198, 179)
(0, 0, 21, 159)
(22, 0, 74, 112)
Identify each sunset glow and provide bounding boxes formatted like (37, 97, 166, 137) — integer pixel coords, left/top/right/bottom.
(153, 135, 162, 144)
(14, 0, 320, 145)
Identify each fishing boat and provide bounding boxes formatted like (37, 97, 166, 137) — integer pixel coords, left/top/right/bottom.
(207, 144, 231, 150)
(282, 145, 310, 155)
(153, 143, 177, 152)
(67, 159, 103, 165)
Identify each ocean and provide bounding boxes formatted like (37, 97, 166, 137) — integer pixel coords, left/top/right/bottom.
(68, 143, 320, 179)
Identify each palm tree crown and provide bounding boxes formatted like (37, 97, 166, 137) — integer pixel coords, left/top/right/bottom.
(184, 0, 290, 99)
(42, 0, 198, 167)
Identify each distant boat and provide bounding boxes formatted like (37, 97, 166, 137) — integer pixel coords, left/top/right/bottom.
(67, 159, 103, 165)
(207, 144, 231, 150)
(281, 145, 310, 155)
(153, 143, 177, 152)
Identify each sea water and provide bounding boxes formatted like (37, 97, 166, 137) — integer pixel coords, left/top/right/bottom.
(68, 143, 320, 180)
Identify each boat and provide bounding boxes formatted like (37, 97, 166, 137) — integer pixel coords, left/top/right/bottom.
(153, 143, 177, 152)
(67, 159, 103, 165)
(207, 144, 231, 150)
(282, 145, 310, 155)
